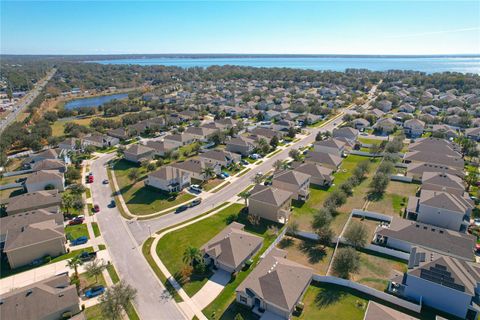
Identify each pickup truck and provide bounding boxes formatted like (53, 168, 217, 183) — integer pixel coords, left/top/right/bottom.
(85, 285, 105, 298)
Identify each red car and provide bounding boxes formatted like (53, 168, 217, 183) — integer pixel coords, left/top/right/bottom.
(69, 217, 84, 225)
(93, 204, 100, 213)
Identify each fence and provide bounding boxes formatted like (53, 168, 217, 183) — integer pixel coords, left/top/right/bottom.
(2, 169, 33, 177)
(364, 244, 411, 260)
(349, 150, 383, 157)
(0, 182, 23, 191)
(260, 226, 287, 259)
(351, 209, 392, 222)
(311, 275, 422, 313)
(390, 175, 413, 183)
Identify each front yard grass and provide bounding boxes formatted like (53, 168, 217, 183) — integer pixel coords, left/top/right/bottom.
(65, 224, 90, 240)
(358, 137, 383, 145)
(107, 264, 120, 283)
(157, 203, 280, 298)
(79, 271, 107, 293)
(92, 222, 101, 237)
(113, 159, 194, 215)
(202, 178, 223, 191)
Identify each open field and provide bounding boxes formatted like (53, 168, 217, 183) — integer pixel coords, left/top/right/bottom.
(366, 181, 419, 216)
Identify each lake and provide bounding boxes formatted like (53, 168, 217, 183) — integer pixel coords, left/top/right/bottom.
(92, 56, 480, 74)
(64, 93, 129, 110)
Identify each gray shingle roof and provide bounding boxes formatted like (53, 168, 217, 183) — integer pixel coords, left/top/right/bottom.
(249, 185, 292, 206)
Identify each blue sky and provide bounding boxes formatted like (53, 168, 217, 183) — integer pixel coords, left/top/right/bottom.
(1, 1, 479, 55)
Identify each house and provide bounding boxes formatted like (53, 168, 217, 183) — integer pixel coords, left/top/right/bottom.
(26, 149, 59, 164)
(25, 170, 65, 192)
(201, 222, 263, 274)
(123, 144, 155, 163)
(420, 105, 440, 115)
(367, 108, 385, 119)
(272, 170, 310, 201)
(407, 190, 474, 232)
(249, 127, 283, 142)
(0, 274, 81, 320)
(170, 159, 220, 182)
(236, 248, 312, 319)
(145, 166, 190, 193)
(332, 126, 358, 144)
(373, 118, 396, 134)
(408, 138, 461, 158)
(390, 247, 480, 320)
(144, 141, 177, 157)
(31, 159, 66, 173)
(406, 162, 464, 181)
(199, 150, 241, 168)
(377, 100, 393, 112)
(364, 301, 418, 320)
(184, 126, 217, 142)
(313, 138, 346, 157)
(292, 162, 333, 187)
(3, 190, 62, 215)
(272, 120, 295, 132)
(82, 134, 119, 148)
(226, 136, 256, 156)
(248, 185, 292, 223)
(403, 150, 464, 171)
(216, 118, 237, 129)
(465, 127, 480, 141)
(403, 119, 425, 138)
(304, 151, 342, 171)
(0, 208, 65, 269)
(264, 110, 281, 121)
(163, 133, 196, 148)
(107, 127, 132, 141)
(398, 103, 416, 113)
(58, 138, 79, 151)
(373, 216, 475, 261)
(432, 124, 458, 139)
(351, 118, 370, 130)
(421, 172, 466, 196)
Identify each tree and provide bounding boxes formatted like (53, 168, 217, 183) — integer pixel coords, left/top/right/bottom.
(315, 132, 323, 141)
(339, 180, 354, 197)
(332, 247, 360, 279)
(85, 259, 107, 283)
(377, 161, 395, 175)
(69, 183, 86, 195)
(369, 144, 382, 155)
(273, 159, 283, 172)
(65, 167, 81, 183)
(67, 256, 82, 279)
(287, 126, 296, 139)
(252, 174, 263, 185)
(100, 281, 137, 320)
(247, 212, 261, 226)
(369, 172, 389, 195)
(270, 135, 279, 149)
(324, 189, 347, 208)
(344, 222, 368, 248)
(146, 162, 156, 172)
(288, 148, 302, 162)
(239, 191, 250, 207)
(127, 168, 140, 182)
(62, 192, 75, 214)
(286, 220, 299, 236)
(202, 166, 216, 180)
(311, 207, 333, 230)
(183, 246, 202, 267)
(257, 138, 270, 156)
(316, 227, 334, 248)
(466, 172, 478, 191)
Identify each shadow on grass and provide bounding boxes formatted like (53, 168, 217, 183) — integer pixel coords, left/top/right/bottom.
(278, 237, 294, 249)
(235, 209, 282, 236)
(367, 191, 385, 202)
(298, 240, 328, 264)
(314, 286, 346, 308)
(127, 185, 179, 206)
(219, 302, 260, 320)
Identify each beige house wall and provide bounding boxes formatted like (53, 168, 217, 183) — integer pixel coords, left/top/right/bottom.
(6, 237, 66, 269)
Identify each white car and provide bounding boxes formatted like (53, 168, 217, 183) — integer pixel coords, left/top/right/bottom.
(189, 184, 202, 193)
(474, 218, 480, 227)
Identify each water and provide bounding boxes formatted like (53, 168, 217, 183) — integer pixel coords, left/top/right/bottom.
(64, 93, 129, 110)
(92, 56, 480, 74)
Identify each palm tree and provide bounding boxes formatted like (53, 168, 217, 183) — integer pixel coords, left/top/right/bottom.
(67, 256, 82, 279)
(202, 166, 216, 180)
(239, 191, 250, 207)
(183, 246, 202, 267)
(273, 160, 283, 172)
(85, 259, 107, 283)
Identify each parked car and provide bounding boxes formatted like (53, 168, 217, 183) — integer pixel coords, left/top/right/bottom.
(85, 285, 105, 299)
(189, 199, 201, 207)
(189, 184, 203, 193)
(93, 204, 100, 213)
(221, 171, 230, 177)
(78, 251, 97, 262)
(70, 236, 88, 246)
(108, 200, 116, 208)
(217, 173, 227, 179)
(240, 159, 249, 165)
(175, 205, 188, 213)
(250, 153, 261, 160)
(102, 179, 109, 184)
(474, 218, 480, 227)
(69, 217, 84, 225)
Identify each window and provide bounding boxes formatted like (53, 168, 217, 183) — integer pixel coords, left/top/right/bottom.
(240, 296, 248, 304)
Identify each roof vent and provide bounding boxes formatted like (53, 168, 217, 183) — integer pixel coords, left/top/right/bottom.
(26, 290, 33, 297)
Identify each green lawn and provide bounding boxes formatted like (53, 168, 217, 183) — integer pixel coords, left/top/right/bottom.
(107, 264, 120, 284)
(366, 181, 419, 217)
(65, 224, 90, 240)
(358, 137, 383, 145)
(79, 271, 107, 293)
(203, 178, 224, 191)
(85, 304, 103, 320)
(292, 282, 369, 319)
(0, 173, 29, 186)
(92, 222, 101, 237)
(157, 203, 280, 297)
(113, 159, 194, 215)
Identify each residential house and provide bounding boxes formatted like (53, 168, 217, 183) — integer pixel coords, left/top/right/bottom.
(272, 120, 295, 132)
(373, 216, 475, 261)
(145, 166, 190, 193)
(248, 185, 292, 223)
(58, 138, 79, 151)
(107, 127, 132, 141)
(199, 150, 241, 168)
(184, 126, 217, 142)
(406, 162, 464, 181)
(377, 100, 393, 112)
(3, 190, 62, 215)
(465, 127, 480, 141)
(408, 138, 461, 158)
(390, 247, 480, 320)
(31, 159, 66, 173)
(364, 302, 418, 320)
(351, 118, 370, 131)
(332, 126, 359, 144)
(123, 144, 155, 163)
(292, 162, 333, 187)
(398, 103, 416, 113)
(313, 138, 346, 157)
(216, 118, 237, 129)
(0, 274, 81, 320)
(432, 124, 458, 139)
(407, 190, 474, 232)
(249, 127, 283, 142)
(272, 170, 310, 201)
(25, 170, 65, 192)
(236, 248, 313, 319)
(163, 133, 196, 148)
(404, 150, 464, 171)
(403, 119, 425, 138)
(26, 149, 59, 164)
(201, 222, 263, 274)
(373, 118, 396, 134)
(0, 208, 65, 269)
(144, 141, 177, 157)
(367, 108, 385, 119)
(304, 151, 342, 171)
(421, 172, 466, 196)
(170, 159, 220, 182)
(82, 134, 119, 148)
(226, 137, 256, 156)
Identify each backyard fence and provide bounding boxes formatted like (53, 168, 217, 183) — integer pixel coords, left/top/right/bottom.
(260, 226, 287, 259)
(390, 175, 413, 183)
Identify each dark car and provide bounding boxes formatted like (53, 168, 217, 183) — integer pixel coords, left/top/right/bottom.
(68, 217, 84, 225)
(70, 236, 88, 246)
(189, 199, 201, 207)
(85, 285, 105, 298)
(108, 200, 116, 208)
(93, 204, 100, 213)
(175, 205, 189, 213)
(78, 251, 97, 262)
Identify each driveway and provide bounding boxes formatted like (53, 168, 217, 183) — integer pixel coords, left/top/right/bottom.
(191, 269, 231, 309)
(91, 154, 186, 320)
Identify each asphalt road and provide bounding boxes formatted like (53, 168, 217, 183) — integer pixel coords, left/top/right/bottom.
(91, 154, 186, 320)
(0, 69, 56, 133)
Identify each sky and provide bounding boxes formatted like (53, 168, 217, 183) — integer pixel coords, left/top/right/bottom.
(1, 1, 479, 55)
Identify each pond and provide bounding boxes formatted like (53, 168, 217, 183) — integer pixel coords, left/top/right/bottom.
(64, 93, 128, 110)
